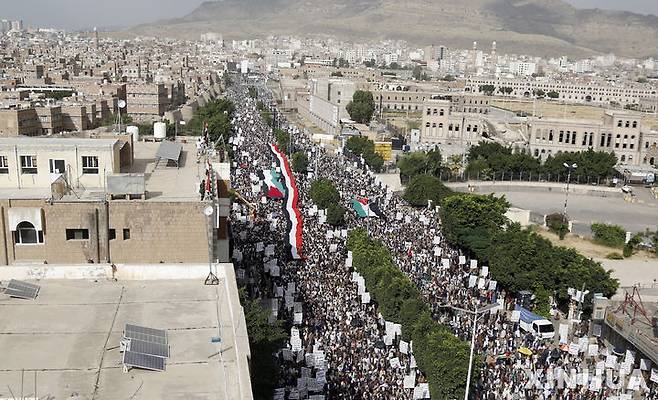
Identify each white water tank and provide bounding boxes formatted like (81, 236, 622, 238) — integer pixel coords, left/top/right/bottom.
(154, 122, 167, 140)
(126, 125, 139, 142)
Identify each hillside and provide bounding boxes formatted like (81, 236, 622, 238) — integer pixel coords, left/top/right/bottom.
(127, 0, 658, 57)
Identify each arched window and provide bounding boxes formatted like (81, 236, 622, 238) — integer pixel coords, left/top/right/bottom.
(621, 155, 626, 162)
(14, 221, 42, 244)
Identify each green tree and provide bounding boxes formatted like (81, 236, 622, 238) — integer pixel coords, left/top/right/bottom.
(310, 179, 340, 209)
(591, 223, 626, 248)
(397, 150, 442, 180)
(274, 128, 290, 151)
(412, 65, 424, 80)
(533, 89, 546, 97)
(186, 99, 235, 142)
(239, 289, 287, 400)
(331, 71, 344, 77)
(440, 194, 510, 260)
(346, 229, 470, 399)
(479, 84, 496, 96)
(345, 136, 383, 172)
(403, 174, 454, 207)
(346, 90, 376, 124)
(546, 91, 560, 99)
(326, 203, 346, 226)
(292, 152, 309, 173)
(488, 225, 618, 310)
(248, 86, 258, 99)
(547, 213, 569, 239)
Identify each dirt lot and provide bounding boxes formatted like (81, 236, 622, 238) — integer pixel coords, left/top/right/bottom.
(535, 228, 656, 261)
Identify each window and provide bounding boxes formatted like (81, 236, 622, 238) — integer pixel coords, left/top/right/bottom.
(82, 156, 99, 174)
(109, 229, 116, 240)
(49, 159, 65, 174)
(559, 131, 564, 143)
(14, 221, 42, 244)
(20, 156, 37, 174)
(66, 229, 89, 240)
(632, 121, 638, 128)
(617, 120, 623, 127)
(0, 156, 8, 174)
(123, 229, 131, 240)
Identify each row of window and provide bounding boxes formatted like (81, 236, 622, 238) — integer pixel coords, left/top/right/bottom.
(425, 122, 480, 132)
(534, 131, 639, 150)
(14, 222, 131, 244)
(0, 155, 99, 175)
(617, 120, 639, 129)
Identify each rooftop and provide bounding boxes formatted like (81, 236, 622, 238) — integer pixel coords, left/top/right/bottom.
(0, 270, 250, 399)
(128, 138, 203, 202)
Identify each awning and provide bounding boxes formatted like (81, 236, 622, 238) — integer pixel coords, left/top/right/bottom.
(8, 207, 43, 231)
(155, 141, 183, 167)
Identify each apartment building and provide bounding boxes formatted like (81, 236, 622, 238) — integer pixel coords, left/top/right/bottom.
(0, 108, 41, 136)
(125, 83, 168, 120)
(373, 84, 440, 113)
(0, 136, 230, 265)
(527, 111, 658, 166)
(466, 77, 658, 106)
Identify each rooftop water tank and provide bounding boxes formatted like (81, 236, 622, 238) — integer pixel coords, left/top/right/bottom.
(154, 122, 167, 140)
(126, 125, 139, 142)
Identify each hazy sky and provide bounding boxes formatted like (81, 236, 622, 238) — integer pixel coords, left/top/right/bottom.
(2, 0, 657, 30)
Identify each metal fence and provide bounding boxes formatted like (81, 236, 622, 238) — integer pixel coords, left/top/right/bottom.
(437, 170, 617, 186)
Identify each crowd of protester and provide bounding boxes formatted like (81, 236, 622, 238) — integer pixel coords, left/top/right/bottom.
(226, 79, 657, 399)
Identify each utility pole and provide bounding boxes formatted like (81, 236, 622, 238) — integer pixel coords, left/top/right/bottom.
(563, 162, 577, 218)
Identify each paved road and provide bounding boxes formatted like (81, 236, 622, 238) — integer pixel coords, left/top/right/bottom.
(489, 190, 658, 235)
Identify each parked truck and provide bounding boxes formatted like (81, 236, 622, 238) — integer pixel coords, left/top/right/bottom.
(515, 305, 555, 339)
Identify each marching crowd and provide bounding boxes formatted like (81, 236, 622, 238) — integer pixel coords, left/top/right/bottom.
(225, 79, 658, 400)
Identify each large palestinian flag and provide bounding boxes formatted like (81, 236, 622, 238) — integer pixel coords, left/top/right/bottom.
(259, 169, 286, 199)
(351, 197, 386, 219)
(269, 144, 304, 260)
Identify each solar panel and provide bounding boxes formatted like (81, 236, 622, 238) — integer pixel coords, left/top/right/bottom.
(129, 338, 170, 358)
(123, 350, 166, 372)
(124, 324, 168, 345)
(4, 279, 40, 300)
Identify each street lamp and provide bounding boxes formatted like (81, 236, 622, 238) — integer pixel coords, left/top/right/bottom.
(563, 162, 577, 218)
(438, 302, 498, 400)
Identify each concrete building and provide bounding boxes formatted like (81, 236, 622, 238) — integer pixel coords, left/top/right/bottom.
(0, 136, 230, 265)
(527, 111, 658, 166)
(419, 99, 490, 149)
(0, 108, 41, 137)
(126, 83, 168, 120)
(466, 77, 658, 106)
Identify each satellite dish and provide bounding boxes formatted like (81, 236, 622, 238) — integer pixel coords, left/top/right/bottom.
(204, 206, 214, 216)
(118, 100, 126, 109)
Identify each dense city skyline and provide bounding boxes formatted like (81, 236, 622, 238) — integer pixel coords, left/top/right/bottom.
(2, 0, 658, 30)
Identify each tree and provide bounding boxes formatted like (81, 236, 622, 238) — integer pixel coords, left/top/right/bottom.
(346, 136, 375, 155)
(363, 59, 376, 68)
(389, 62, 400, 70)
(440, 194, 510, 260)
(248, 86, 258, 99)
(499, 87, 514, 95)
(292, 152, 309, 173)
(591, 223, 626, 248)
(346, 229, 470, 399)
(186, 99, 235, 142)
(488, 225, 618, 310)
(274, 128, 290, 151)
(403, 174, 453, 207)
(331, 71, 343, 77)
(547, 213, 569, 240)
(479, 84, 496, 96)
(239, 288, 287, 400)
(310, 179, 340, 209)
(397, 150, 442, 181)
(346, 91, 376, 124)
(326, 203, 346, 226)
(546, 91, 560, 99)
(412, 65, 423, 80)
(533, 89, 546, 97)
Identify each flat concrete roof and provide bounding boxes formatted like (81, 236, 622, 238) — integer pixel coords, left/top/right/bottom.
(0, 136, 119, 149)
(130, 138, 203, 202)
(0, 279, 244, 399)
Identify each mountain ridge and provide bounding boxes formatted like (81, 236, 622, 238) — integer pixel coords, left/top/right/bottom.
(127, 0, 658, 57)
